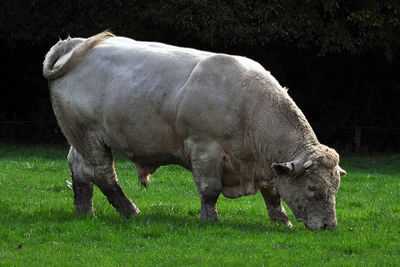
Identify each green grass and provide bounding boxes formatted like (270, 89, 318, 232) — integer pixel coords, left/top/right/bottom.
(1, 144, 399, 266)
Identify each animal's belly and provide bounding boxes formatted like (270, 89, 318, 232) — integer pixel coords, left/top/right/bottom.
(101, 119, 187, 164)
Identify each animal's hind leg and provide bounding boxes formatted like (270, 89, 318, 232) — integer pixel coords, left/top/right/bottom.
(91, 146, 140, 218)
(68, 145, 140, 218)
(68, 146, 94, 215)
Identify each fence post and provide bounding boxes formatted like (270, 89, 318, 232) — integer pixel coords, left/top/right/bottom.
(355, 127, 362, 154)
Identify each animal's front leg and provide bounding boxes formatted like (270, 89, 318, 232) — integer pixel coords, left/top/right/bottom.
(199, 190, 220, 221)
(260, 186, 292, 227)
(69, 144, 140, 219)
(190, 141, 223, 221)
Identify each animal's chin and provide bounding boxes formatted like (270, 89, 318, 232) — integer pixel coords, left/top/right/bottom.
(293, 214, 321, 230)
(295, 216, 320, 230)
(304, 221, 334, 231)
(304, 222, 321, 230)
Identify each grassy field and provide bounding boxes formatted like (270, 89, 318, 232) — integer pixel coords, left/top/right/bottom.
(0, 144, 399, 266)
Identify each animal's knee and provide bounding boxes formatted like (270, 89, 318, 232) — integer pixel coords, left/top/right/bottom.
(260, 186, 282, 207)
(189, 142, 224, 194)
(68, 147, 82, 173)
(197, 182, 221, 199)
(67, 147, 94, 182)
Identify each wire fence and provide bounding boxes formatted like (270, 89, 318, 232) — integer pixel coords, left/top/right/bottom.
(1, 120, 399, 153)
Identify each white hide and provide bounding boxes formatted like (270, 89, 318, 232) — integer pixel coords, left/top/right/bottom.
(45, 33, 288, 198)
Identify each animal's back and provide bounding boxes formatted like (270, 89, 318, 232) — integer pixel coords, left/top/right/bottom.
(45, 33, 281, 169)
(46, 35, 222, 165)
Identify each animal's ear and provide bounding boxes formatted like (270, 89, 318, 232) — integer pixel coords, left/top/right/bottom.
(271, 162, 295, 175)
(303, 160, 313, 170)
(272, 158, 312, 176)
(338, 166, 347, 176)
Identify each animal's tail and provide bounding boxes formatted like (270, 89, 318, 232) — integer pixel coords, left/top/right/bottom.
(43, 31, 114, 80)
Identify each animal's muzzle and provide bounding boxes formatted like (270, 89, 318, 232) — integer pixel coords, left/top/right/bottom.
(305, 220, 337, 230)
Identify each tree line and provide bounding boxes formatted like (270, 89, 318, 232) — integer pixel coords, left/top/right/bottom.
(1, 0, 399, 152)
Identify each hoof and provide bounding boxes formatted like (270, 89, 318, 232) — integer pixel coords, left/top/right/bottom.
(271, 218, 293, 228)
(200, 210, 219, 221)
(200, 215, 219, 221)
(268, 208, 292, 228)
(75, 205, 94, 216)
(120, 204, 140, 219)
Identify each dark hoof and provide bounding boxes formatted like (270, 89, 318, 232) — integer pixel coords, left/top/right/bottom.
(75, 205, 94, 216)
(120, 205, 140, 219)
(200, 212, 219, 221)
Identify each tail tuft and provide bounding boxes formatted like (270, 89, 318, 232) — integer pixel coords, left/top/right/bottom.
(43, 31, 114, 80)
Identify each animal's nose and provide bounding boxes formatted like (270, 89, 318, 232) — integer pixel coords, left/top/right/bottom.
(322, 221, 337, 230)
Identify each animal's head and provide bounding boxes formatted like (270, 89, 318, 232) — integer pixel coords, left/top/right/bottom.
(271, 145, 346, 230)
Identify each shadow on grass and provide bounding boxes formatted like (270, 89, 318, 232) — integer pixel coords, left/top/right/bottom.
(1, 200, 297, 235)
(91, 210, 299, 236)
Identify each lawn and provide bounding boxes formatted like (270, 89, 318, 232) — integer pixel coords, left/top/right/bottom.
(0, 144, 399, 266)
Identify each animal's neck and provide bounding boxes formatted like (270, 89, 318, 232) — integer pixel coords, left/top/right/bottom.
(251, 88, 319, 166)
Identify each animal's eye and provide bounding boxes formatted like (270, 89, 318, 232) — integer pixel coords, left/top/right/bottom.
(308, 186, 317, 192)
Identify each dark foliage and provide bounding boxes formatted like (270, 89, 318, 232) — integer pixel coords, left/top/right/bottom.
(1, 0, 399, 151)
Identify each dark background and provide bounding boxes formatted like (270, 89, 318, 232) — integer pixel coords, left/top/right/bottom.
(1, 0, 399, 153)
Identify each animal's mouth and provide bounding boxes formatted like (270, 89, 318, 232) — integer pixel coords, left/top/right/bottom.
(304, 221, 337, 230)
(304, 222, 320, 230)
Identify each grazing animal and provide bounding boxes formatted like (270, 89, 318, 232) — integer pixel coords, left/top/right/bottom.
(43, 32, 346, 230)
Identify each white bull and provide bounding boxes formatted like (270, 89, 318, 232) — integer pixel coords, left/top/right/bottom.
(43, 32, 346, 230)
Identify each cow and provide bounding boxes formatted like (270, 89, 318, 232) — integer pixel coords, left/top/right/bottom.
(43, 32, 346, 230)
